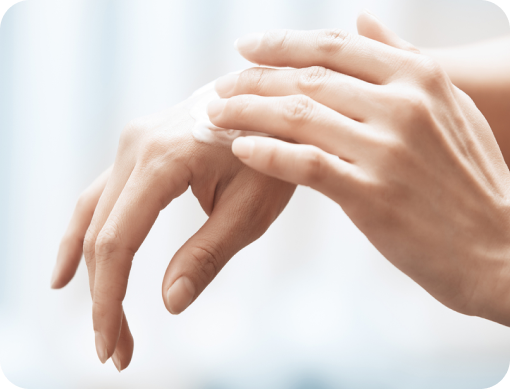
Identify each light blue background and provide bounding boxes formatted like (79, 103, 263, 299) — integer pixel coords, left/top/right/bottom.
(1, 0, 510, 388)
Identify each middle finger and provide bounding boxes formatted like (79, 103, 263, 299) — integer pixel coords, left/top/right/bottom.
(215, 66, 383, 122)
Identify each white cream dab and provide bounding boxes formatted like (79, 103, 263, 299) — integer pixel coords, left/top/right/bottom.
(189, 79, 269, 146)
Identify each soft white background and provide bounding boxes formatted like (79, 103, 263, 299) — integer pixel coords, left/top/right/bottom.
(1, 0, 510, 388)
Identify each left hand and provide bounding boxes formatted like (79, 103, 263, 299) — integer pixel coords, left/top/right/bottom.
(52, 87, 295, 371)
(207, 12, 510, 326)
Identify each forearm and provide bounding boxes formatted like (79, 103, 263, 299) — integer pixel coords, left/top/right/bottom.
(424, 35, 510, 164)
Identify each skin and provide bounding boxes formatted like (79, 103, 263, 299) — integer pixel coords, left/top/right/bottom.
(52, 11, 510, 371)
(423, 37, 510, 164)
(51, 93, 295, 371)
(209, 12, 510, 327)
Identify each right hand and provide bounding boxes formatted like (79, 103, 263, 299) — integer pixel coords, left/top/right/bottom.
(211, 12, 510, 327)
(51, 89, 296, 371)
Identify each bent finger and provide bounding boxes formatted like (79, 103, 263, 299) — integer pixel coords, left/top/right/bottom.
(163, 168, 295, 314)
(93, 161, 190, 363)
(51, 167, 112, 289)
(111, 312, 134, 372)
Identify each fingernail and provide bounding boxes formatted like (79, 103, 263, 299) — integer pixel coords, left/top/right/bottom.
(361, 8, 377, 18)
(207, 99, 227, 120)
(166, 277, 195, 315)
(50, 267, 58, 289)
(94, 331, 109, 364)
(112, 353, 122, 372)
(232, 137, 254, 159)
(235, 33, 263, 54)
(215, 73, 239, 97)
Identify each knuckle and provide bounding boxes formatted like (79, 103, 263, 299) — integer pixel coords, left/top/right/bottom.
(316, 29, 350, 54)
(298, 66, 329, 94)
(120, 119, 146, 149)
(75, 192, 93, 216)
(300, 146, 329, 186)
(390, 89, 430, 121)
(414, 56, 449, 90)
(281, 95, 315, 126)
(188, 243, 222, 282)
(140, 133, 169, 161)
(263, 29, 291, 52)
(239, 67, 269, 94)
(94, 226, 121, 260)
(138, 133, 188, 178)
(83, 231, 97, 262)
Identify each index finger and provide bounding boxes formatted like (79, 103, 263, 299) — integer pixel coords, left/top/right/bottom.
(235, 29, 412, 84)
(92, 161, 190, 362)
(52, 167, 111, 289)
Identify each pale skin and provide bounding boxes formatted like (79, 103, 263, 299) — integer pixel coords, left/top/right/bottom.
(51, 94, 295, 371)
(52, 11, 510, 371)
(209, 12, 510, 326)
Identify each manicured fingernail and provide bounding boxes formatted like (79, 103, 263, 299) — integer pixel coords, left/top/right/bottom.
(232, 137, 254, 159)
(207, 99, 227, 120)
(112, 353, 122, 372)
(166, 277, 195, 315)
(235, 33, 263, 54)
(215, 73, 239, 97)
(94, 331, 109, 364)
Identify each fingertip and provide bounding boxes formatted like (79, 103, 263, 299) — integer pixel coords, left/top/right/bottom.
(207, 99, 227, 122)
(112, 353, 122, 372)
(235, 32, 263, 56)
(50, 267, 60, 289)
(215, 73, 239, 97)
(357, 8, 382, 34)
(232, 137, 255, 159)
(94, 331, 110, 364)
(113, 313, 134, 372)
(165, 276, 195, 315)
(358, 8, 376, 19)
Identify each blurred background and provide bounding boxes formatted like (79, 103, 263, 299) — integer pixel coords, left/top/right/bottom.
(1, 0, 510, 388)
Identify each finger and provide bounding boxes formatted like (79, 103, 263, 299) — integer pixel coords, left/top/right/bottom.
(162, 168, 295, 314)
(357, 10, 420, 53)
(111, 312, 134, 372)
(51, 167, 112, 289)
(234, 28, 412, 84)
(93, 161, 190, 364)
(215, 67, 382, 122)
(208, 94, 370, 161)
(83, 158, 137, 365)
(231, 136, 360, 203)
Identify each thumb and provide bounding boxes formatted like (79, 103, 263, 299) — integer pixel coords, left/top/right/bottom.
(162, 171, 294, 314)
(357, 10, 420, 53)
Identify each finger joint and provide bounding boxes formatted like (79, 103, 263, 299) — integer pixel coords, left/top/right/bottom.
(298, 66, 329, 95)
(316, 29, 350, 55)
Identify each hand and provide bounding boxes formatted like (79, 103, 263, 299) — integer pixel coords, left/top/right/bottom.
(51, 87, 295, 370)
(209, 12, 510, 326)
